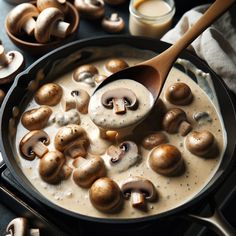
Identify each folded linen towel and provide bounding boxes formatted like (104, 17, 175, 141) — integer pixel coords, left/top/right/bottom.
(161, 4, 236, 94)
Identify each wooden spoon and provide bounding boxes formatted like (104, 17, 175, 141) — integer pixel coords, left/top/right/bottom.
(95, 0, 235, 102)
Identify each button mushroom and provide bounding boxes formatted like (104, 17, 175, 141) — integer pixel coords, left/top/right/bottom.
(71, 89, 90, 114)
(165, 82, 193, 105)
(101, 88, 138, 114)
(102, 13, 125, 33)
(37, 0, 68, 14)
(89, 177, 122, 212)
(6, 3, 39, 36)
(0, 45, 24, 84)
(6, 217, 40, 236)
(105, 58, 128, 74)
(185, 130, 219, 157)
(121, 176, 157, 208)
(0, 89, 5, 105)
(162, 108, 192, 136)
(106, 141, 140, 173)
(21, 106, 52, 131)
(20, 130, 50, 160)
(54, 124, 89, 159)
(34, 83, 63, 106)
(142, 132, 168, 150)
(34, 7, 70, 43)
(73, 64, 98, 87)
(74, 0, 105, 20)
(149, 144, 184, 176)
(55, 109, 81, 126)
(72, 154, 106, 188)
(39, 150, 72, 184)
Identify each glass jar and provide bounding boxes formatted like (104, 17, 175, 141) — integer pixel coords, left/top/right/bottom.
(129, 0, 175, 39)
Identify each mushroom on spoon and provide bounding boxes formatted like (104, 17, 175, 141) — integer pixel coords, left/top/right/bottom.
(90, 0, 235, 133)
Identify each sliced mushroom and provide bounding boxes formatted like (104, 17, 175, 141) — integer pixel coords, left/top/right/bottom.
(54, 124, 89, 159)
(142, 132, 168, 150)
(89, 177, 121, 212)
(6, 3, 39, 36)
(37, 0, 68, 13)
(73, 64, 98, 87)
(34, 7, 70, 43)
(149, 144, 184, 176)
(0, 89, 5, 105)
(106, 141, 140, 172)
(185, 131, 219, 157)
(55, 109, 80, 126)
(34, 83, 63, 106)
(102, 13, 125, 33)
(6, 217, 40, 236)
(162, 108, 192, 136)
(74, 0, 105, 20)
(39, 150, 72, 184)
(71, 89, 90, 114)
(0, 45, 24, 84)
(165, 82, 193, 105)
(101, 88, 138, 114)
(121, 176, 157, 208)
(72, 154, 106, 188)
(105, 58, 128, 74)
(20, 130, 50, 160)
(21, 106, 52, 131)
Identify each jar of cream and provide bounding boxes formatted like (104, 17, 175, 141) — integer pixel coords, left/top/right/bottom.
(129, 0, 175, 39)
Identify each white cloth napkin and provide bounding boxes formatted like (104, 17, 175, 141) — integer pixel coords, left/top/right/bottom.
(161, 4, 236, 94)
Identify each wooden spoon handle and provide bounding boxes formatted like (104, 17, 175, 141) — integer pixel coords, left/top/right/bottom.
(144, 0, 235, 83)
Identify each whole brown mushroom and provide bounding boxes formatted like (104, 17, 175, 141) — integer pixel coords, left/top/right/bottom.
(121, 176, 157, 208)
(149, 144, 184, 176)
(102, 13, 125, 33)
(37, 0, 68, 13)
(185, 130, 219, 157)
(105, 58, 128, 74)
(39, 150, 72, 184)
(21, 106, 52, 130)
(142, 132, 168, 150)
(34, 83, 63, 106)
(54, 124, 89, 159)
(162, 108, 192, 136)
(72, 155, 106, 188)
(165, 82, 193, 105)
(89, 177, 121, 212)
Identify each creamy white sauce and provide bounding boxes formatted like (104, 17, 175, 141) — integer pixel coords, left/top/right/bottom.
(14, 56, 225, 219)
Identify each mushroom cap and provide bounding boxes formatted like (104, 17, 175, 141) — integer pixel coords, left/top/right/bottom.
(7, 3, 39, 35)
(39, 150, 67, 184)
(105, 58, 128, 73)
(71, 89, 90, 114)
(121, 176, 157, 201)
(102, 13, 125, 33)
(34, 7, 66, 43)
(21, 106, 52, 131)
(54, 124, 89, 157)
(37, 0, 68, 13)
(162, 108, 187, 133)
(107, 141, 139, 173)
(142, 132, 168, 150)
(34, 83, 63, 106)
(165, 82, 193, 105)
(6, 217, 29, 236)
(185, 131, 218, 157)
(74, 0, 105, 20)
(73, 64, 98, 80)
(89, 177, 121, 212)
(149, 144, 183, 176)
(20, 130, 50, 160)
(72, 155, 106, 188)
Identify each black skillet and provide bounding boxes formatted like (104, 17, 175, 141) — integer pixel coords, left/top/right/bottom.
(0, 36, 236, 235)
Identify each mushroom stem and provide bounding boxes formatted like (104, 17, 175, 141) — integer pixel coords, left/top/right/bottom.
(113, 98, 126, 114)
(32, 141, 48, 158)
(131, 191, 145, 207)
(51, 21, 70, 38)
(23, 17, 36, 36)
(0, 45, 9, 66)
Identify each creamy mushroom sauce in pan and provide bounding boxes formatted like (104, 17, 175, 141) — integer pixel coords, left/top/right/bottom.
(14, 55, 225, 219)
